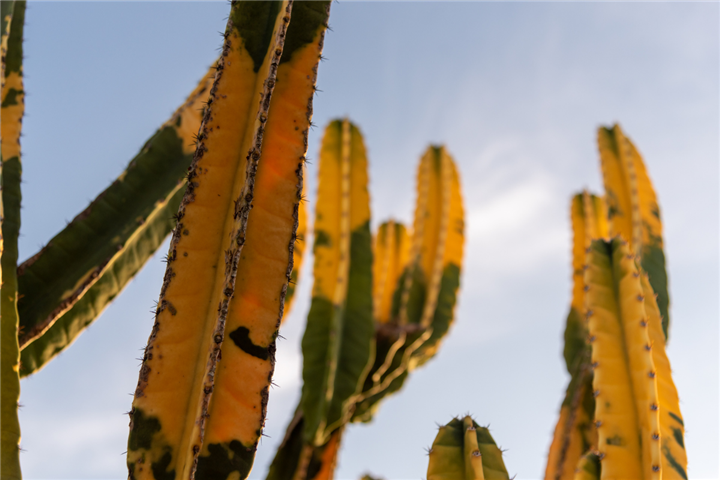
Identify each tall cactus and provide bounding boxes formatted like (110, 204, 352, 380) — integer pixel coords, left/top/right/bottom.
(584, 238, 686, 479)
(353, 146, 464, 422)
(427, 416, 511, 480)
(545, 192, 606, 480)
(0, 1, 25, 477)
(127, 2, 330, 478)
(598, 125, 669, 339)
(300, 118, 374, 447)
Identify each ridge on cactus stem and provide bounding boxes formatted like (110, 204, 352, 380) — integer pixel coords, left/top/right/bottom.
(126, 2, 330, 479)
(597, 125, 670, 339)
(544, 191, 606, 480)
(427, 416, 511, 480)
(353, 145, 464, 423)
(372, 220, 410, 324)
(1, 1, 25, 477)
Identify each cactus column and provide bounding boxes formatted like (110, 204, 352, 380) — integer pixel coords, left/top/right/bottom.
(0, 1, 25, 477)
(127, 2, 330, 479)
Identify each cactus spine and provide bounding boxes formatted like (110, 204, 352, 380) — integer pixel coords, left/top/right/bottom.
(300, 118, 374, 444)
(427, 416, 510, 480)
(127, 2, 330, 478)
(598, 125, 669, 339)
(0, 1, 25, 477)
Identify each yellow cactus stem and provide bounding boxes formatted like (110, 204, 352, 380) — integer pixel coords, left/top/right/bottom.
(372, 220, 410, 323)
(597, 124, 670, 339)
(127, 2, 331, 478)
(584, 238, 661, 480)
(0, 1, 24, 478)
(639, 273, 687, 479)
(545, 191, 607, 480)
(427, 416, 510, 480)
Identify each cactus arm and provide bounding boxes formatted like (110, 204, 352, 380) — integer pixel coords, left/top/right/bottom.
(15, 68, 214, 376)
(127, 3, 294, 478)
(585, 239, 661, 479)
(427, 417, 510, 480)
(301, 119, 374, 446)
(0, 2, 24, 477)
(639, 274, 687, 479)
(372, 221, 409, 324)
(598, 125, 669, 339)
(195, 4, 330, 475)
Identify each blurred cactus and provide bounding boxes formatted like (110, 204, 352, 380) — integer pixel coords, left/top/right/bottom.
(427, 416, 511, 480)
(1, 1, 25, 477)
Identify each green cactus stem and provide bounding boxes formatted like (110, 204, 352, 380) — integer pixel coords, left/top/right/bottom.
(427, 416, 511, 480)
(0, 1, 25, 477)
(17, 67, 215, 377)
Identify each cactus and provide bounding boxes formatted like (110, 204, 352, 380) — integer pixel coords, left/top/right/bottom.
(0, 1, 25, 477)
(267, 118, 374, 480)
(597, 125, 669, 339)
(584, 238, 686, 479)
(427, 416, 511, 480)
(16, 67, 214, 377)
(544, 192, 606, 480)
(372, 220, 410, 324)
(126, 2, 330, 478)
(353, 146, 464, 422)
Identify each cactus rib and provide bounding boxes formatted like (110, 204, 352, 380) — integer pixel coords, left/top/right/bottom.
(584, 238, 661, 479)
(127, 2, 295, 478)
(639, 273, 687, 479)
(0, 1, 25, 477)
(17, 68, 214, 376)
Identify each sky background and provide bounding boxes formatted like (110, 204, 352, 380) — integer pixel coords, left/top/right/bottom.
(14, 1, 718, 479)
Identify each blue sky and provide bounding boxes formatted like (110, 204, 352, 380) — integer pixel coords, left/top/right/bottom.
(16, 1, 718, 479)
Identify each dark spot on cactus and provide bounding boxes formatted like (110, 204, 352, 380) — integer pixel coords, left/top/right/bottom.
(151, 450, 175, 480)
(314, 229, 331, 250)
(648, 370, 656, 378)
(652, 465, 660, 473)
(127, 408, 162, 451)
(652, 433, 660, 440)
(1, 88, 22, 107)
(167, 302, 177, 316)
(183, 229, 189, 235)
(193, 445, 200, 455)
(662, 444, 688, 479)
(651, 403, 659, 411)
(229, 326, 269, 360)
(606, 435, 624, 446)
(669, 411, 684, 427)
(595, 420, 602, 428)
(640, 319, 648, 327)
(195, 440, 256, 480)
(671, 427, 684, 448)
(645, 343, 652, 351)
(637, 294, 644, 302)
(214, 334, 222, 344)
